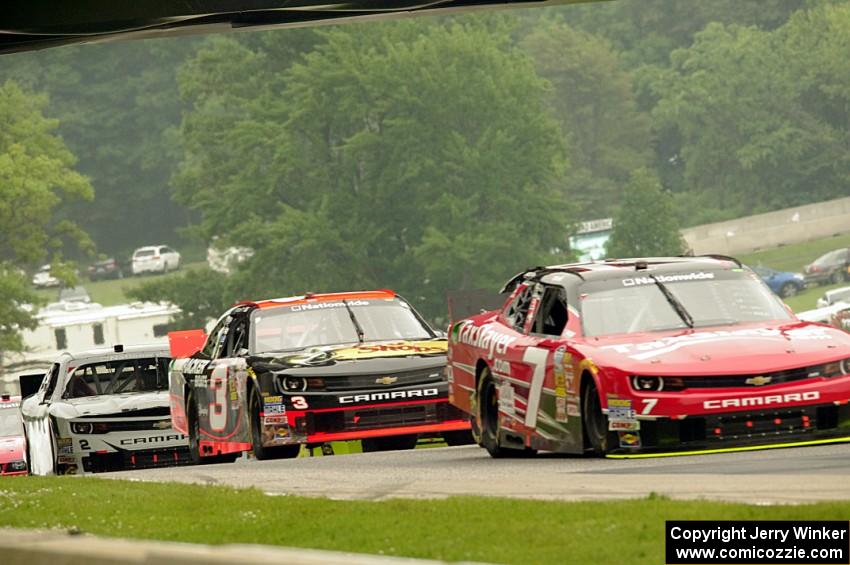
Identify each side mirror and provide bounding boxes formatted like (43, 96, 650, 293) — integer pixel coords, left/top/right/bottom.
(19, 372, 46, 400)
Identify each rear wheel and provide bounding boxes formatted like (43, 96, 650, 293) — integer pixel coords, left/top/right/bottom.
(582, 379, 616, 456)
(361, 434, 418, 453)
(780, 282, 799, 298)
(250, 387, 300, 460)
(478, 368, 535, 458)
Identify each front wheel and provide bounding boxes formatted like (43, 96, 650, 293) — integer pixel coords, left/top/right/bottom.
(249, 387, 300, 460)
(477, 368, 535, 458)
(582, 379, 616, 456)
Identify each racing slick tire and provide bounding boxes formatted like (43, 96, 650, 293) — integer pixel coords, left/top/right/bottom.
(477, 368, 536, 458)
(361, 434, 418, 452)
(443, 430, 475, 446)
(780, 282, 799, 298)
(249, 387, 300, 461)
(187, 392, 239, 465)
(582, 378, 617, 456)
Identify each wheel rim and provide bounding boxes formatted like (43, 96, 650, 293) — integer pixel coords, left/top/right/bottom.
(784, 284, 797, 297)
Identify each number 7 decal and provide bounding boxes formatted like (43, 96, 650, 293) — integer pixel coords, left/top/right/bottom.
(522, 347, 549, 429)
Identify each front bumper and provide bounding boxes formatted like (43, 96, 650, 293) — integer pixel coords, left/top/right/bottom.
(81, 446, 192, 473)
(609, 402, 850, 454)
(0, 461, 28, 476)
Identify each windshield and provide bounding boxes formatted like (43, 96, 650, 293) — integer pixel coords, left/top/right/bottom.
(0, 408, 23, 437)
(63, 357, 170, 399)
(251, 298, 434, 354)
(580, 269, 792, 337)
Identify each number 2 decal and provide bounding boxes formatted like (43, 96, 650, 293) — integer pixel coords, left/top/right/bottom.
(522, 347, 549, 429)
(641, 398, 658, 415)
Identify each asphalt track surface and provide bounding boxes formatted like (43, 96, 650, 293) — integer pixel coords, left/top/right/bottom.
(103, 443, 850, 504)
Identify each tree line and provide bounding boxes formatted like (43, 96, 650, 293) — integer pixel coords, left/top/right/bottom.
(1, 0, 848, 337)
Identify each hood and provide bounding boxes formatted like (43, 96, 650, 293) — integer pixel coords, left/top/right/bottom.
(580, 321, 850, 376)
(48, 391, 170, 419)
(256, 339, 448, 369)
(0, 436, 25, 464)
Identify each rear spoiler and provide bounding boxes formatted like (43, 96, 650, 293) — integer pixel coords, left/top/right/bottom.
(168, 329, 207, 359)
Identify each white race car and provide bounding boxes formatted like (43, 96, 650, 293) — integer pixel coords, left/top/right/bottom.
(21, 344, 190, 475)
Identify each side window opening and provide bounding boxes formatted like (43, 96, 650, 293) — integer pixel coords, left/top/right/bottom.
(503, 285, 534, 333)
(532, 286, 569, 337)
(42, 363, 61, 401)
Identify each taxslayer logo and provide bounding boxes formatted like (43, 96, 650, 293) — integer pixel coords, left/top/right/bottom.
(601, 326, 833, 361)
(622, 272, 715, 287)
(703, 391, 819, 410)
(452, 321, 516, 359)
(339, 388, 439, 404)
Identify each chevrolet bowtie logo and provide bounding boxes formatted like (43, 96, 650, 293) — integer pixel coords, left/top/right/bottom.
(375, 376, 398, 385)
(745, 376, 772, 386)
(153, 420, 172, 429)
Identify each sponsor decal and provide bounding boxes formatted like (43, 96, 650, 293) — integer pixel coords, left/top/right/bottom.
(290, 300, 369, 312)
(601, 326, 833, 361)
(264, 396, 286, 415)
(229, 377, 238, 402)
(184, 358, 210, 376)
(555, 397, 568, 423)
(704, 391, 819, 410)
(264, 415, 287, 425)
(610, 420, 640, 431)
(0, 402, 20, 409)
(567, 403, 581, 418)
(119, 434, 186, 446)
(493, 358, 510, 374)
(57, 438, 73, 455)
(327, 341, 446, 361)
(622, 272, 715, 287)
(619, 431, 641, 448)
(192, 375, 208, 388)
(553, 346, 567, 397)
(499, 381, 516, 416)
(452, 321, 517, 359)
(339, 388, 439, 404)
(57, 456, 76, 464)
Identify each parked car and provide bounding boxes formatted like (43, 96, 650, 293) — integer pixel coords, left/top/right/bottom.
(0, 394, 27, 476)
(448, 256, 850, 457)
(751, 266, 805, 298)
(816, 286, 850, 309)
(58, 286, 91, 304)
(88, 257, 123, 281)
(168, 290, 472, 464)
(207, 244, 254, 275)
(798, 302, 850, 332)
(32, 265, 60, 288)
(131, 245, 180, 276)
(804, 248, 850, 286)
(20, 344, 190, 475)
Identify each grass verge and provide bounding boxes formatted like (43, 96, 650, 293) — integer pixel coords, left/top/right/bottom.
(1, 477, 850, 564)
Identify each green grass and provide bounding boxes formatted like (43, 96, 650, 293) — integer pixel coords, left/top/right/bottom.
(35, 262, 205, 306)
(1, 478, 849, 564)
(738, 232, 850, 274)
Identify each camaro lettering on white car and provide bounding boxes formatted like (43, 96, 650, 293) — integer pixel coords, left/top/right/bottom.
(453, 321, 517, 359)
(339, 388, 439, 404)
(703, 391, 820, 410)
(119, 434, 186, 445)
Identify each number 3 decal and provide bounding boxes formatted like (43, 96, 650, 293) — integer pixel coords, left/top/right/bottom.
(209, 370, 228, 432)
(291, 396, 308, 410)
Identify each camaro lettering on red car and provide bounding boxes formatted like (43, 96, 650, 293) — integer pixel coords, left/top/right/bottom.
(339, 389, 440, 404)
(703, 391, 820, 410)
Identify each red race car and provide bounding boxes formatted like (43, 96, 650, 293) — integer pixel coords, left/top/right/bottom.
(0, 394, 28, 476)
(447, 256, 850, 457)
(169, 290, 471, 463)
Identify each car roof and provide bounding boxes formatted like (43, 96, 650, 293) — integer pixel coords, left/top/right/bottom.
(57, 343, 170, 362)
(249, 289, 398, 310)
